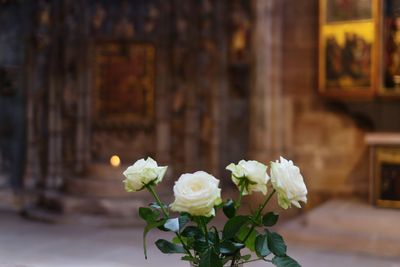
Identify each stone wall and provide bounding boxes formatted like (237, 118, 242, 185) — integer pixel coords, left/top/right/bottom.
(0, 0, 382, 216)
(18, 0, 255, 198)
(249, 0, 371, 211)
(280, 0, 400, 206)
(0, 1, 29, 191)
(281, 0, 369, 206)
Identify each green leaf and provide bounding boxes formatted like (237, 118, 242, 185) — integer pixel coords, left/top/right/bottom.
(263, 212, 279, 227)
(219, 240, 244, 255)
(250, 213, 263, 227)
(193, 239, 209, 253)
(194, 216, 213, 225)
(255, 234, 271, 257)
(223, 215, 249, 240)
(246, 230, 257, 251)
(223, 199, 236, 218)
(181, 226, 203, 238)
(181, 255, 192, 262)
(155, 239, 186, 254)
(199, 249, 222, 267)
(157, 224, 170, 232)
(268, 232, 287, 257)
(149, 202, 160, 209)
(272, 256, 301, 267)
(179, 213, 191, 229)
(237, 225, 258, 251)
(139, 207, 159, 223)
(208, 228, 220, 246)
(164, 218, 179, 232)
(241, 254, 251, 261)
(149, 202, 167, 209)
(172, 236, 181, 244)
(143, 219, 166, 259)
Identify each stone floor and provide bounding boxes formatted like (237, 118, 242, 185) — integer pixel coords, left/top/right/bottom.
(281, 199, 400, 258)
(0, 209, 400, 267)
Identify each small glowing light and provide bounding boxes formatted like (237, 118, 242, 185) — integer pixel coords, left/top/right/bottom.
(110, 155, 121, 167)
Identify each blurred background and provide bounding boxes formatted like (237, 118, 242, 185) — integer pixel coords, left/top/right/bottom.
(0, 0, 400, 266)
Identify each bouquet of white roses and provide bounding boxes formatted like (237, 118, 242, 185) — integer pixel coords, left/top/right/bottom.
(123, 157, 307, 267)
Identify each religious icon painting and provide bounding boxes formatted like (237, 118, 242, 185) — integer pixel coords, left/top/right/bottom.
(319, 0, 378, 98)
(374, 147, 400, 208)
(379, 0, 400, 96)
(92, 41, 156, 127)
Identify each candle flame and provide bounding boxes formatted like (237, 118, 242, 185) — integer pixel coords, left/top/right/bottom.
(110, 155, 121, 167)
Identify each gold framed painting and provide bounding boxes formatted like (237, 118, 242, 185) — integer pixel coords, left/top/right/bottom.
(319, 0, 378, 98)
(379, 0, 400, 96)
(374, 147, 400, 208)
(92, 41, 156, 127)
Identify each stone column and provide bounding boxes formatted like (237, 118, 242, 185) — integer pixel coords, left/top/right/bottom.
(170, 0, 201, 173)
(250, 0, 286, 162)
(75, 0, 91, 174)
(185, 4, 201, 173)
(155, 0, 172, 167)
(46, 0, 63, 189)
(209, 0, 228, 176)
(25, 46, 40, 190)
(25, 0, 53, 189)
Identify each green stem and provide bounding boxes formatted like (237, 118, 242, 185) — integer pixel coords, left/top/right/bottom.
(230, 181, 247, 266)
(241, 257, 272, 264)
(242, 189, 276, 243)
(257, 188, 276, 218)
(176, 232, 194, 259)
(203, 221, 209, 244)
(198, 217, 209, 244)
(146, 185, 193, 259)
(146, 184, 169, 217)
(235, 183, 246, 209)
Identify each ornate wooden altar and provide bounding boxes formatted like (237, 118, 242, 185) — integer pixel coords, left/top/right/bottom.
(365, 133, 400, 208)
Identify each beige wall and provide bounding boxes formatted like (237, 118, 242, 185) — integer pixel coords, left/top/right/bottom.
(281, 0, 369, 206)
(250, 0, 369, 209)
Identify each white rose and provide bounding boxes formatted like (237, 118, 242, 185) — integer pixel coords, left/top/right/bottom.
(170, 171, 222, 217)
(270, 157, 307, 209)
(226, 160, 270, 195)
(123, 157, 168, 192)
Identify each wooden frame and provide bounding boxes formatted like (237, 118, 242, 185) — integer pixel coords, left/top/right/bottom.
(318, 0, 379, 98)
(374, 147, 400, 208)
(378, 0, 400, 96)
(92, 41, 156, 127)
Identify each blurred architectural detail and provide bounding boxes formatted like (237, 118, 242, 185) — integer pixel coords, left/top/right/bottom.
(365, 133, 400, 208)
(0, 0, 252, 224)
(0, 0, 400, 226)
(250, 0, 285, 161)
(0, 1, 27, 193)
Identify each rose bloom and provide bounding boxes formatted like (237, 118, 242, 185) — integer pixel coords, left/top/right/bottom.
(226, 160, 270, 195)
(270, 157, 307, 209)
(123, 157, 168, 192)
(170, 171, 222, 217)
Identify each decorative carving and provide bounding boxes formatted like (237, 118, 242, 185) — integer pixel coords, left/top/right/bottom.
(35, 0, 52, 49)
(144, 4, 159, 34)
(114, 17, 135, 38)
(91, 3, 106, 33)
(89, 0, 160, 39)
(229, 0, 251, 64)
